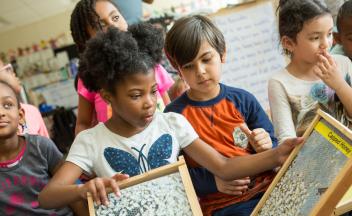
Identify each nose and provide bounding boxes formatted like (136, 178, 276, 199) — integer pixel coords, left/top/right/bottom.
(143, 94, 155, 109)
(320, 36, 330, 49)
(195, 63, 206, 77)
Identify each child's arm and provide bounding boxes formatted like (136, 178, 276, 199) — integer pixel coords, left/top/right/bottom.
(39, 162, 129, 209)
(268, 79, 297, 144)
(314, 52, 352, 117)
(75, 95, 95, 135)
(183, 137, 303, 181)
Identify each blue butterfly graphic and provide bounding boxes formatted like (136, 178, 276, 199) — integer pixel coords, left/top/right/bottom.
(104, 134, 173, 177)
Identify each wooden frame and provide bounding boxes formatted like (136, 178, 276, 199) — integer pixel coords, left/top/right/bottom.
(251, 109, 352, 216)
(87, 156, 202, 216)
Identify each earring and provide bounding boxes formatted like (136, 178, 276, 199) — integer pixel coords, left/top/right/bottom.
(19, 119, 28, 134)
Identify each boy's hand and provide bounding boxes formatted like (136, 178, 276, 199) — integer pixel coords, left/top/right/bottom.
(240, 124, 272, 152)
(276, 137, 304, 165)
(79, 173, 129, 206)
(215, 176, 250, 195)
(313, 51, 345, 91)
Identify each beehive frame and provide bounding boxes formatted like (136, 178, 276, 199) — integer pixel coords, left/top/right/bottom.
(87, 156, 202, 216)
(251, 109, 352, 216)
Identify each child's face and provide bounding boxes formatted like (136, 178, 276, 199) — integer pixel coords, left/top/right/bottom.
(0, 83, 24, 139)
(335, 17, 352, 59)
(87, 0, 128, 37)
(287, 14, 334, 64)
(178, 41, 224, 99)
(106, 70, 157, 131)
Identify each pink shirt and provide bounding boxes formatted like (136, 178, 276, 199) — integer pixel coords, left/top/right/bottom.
(20, 103, 50, 138)
(77, 64, 174, 122)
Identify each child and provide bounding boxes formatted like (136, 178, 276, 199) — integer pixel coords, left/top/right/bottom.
(164, 15, 277, 216)
(269, 0, 352, 144)
(70, 0, 174, 135)
(331, 0, 352, 60)
(168, 76, 189, 101)
(38, 26, 302, 210)
(0, 81, 73, 215)
(0, 61, 49, 138)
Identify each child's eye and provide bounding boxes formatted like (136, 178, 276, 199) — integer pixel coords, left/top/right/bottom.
(151, 89, 158, 96)
(112, 15, 120, 22)
(3, 103, 14, 109)
(203, 58, 211, 62)
(130, 95, 141, 100)
(310, 37, 319, 41)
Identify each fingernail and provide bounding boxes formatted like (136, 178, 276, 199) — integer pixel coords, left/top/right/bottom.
(96, 200, 101, 205)
(105, 201, 109, 206)
(116, 191, 121, 197)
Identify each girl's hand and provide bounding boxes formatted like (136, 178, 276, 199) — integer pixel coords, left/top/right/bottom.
(215, 176, 250, 195)
(313, 51, 345, 91)
(240, 124, 272, 152)
(79, 173, 129, 206)
(276, 137, 304, 165)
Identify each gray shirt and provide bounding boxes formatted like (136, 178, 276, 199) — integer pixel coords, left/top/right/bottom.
(0, 134, 73, 216)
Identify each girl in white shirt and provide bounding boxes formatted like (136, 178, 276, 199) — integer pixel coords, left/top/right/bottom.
(269, 0, 352, 144)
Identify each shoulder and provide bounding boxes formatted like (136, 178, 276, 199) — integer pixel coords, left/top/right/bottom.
(75, 123, 105, 141)
(269, 68, 290, 82)
(164, 92, 189, 113)
(221, 83, 258, 105)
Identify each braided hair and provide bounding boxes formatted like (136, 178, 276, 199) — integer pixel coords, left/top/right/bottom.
(70, 0, 119, 54)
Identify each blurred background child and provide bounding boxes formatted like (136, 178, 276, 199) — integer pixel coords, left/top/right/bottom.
(331, 0, 352, 60)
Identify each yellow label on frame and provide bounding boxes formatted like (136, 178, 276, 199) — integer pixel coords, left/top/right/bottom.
(315, 121, 352, 158)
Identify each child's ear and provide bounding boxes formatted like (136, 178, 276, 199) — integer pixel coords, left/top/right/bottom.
(221, 50, 227, 63)
(281, 36, 295, 53)
(18, 107, 25, 126)
(333, 32, 341, 44)
(100, 89, 112, 104)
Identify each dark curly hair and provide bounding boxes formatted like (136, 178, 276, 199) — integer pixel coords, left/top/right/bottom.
(79, 25, 163, 94)
(164, 15, 225, 70)
(336, 0, 352, 32)
(277, 0, 330, 55)
(128, 22, 164, 63)
(70, 0, 119, 54)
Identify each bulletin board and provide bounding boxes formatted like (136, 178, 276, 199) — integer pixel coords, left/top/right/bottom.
(87, 156, 202, 216)
(210, 0, 285, 109)
(251, 109, 352, 216)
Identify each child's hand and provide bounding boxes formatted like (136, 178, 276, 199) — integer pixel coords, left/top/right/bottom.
(240, 124, 272, 152)
(275, 137, 304, 165)
(78, 173, 129, 206)
(313, 51, 345, 91)
(214, 176, 250, 195)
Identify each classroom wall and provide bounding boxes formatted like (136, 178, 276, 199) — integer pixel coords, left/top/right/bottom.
(0, 10, 73, 53)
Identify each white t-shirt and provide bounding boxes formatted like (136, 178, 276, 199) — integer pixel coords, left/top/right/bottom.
(268, 55, 352, 144)
(66, 112, 198, 177)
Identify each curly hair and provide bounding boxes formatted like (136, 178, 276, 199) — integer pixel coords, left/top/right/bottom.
(277, 0, 330, 55)
(70, 0, 119, 54)
(79, 26, 158, 94)
(128, 22, 164, 63)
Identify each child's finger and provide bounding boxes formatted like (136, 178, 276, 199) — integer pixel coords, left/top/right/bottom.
(88, 181, 100, 205)
(239, 123, 252, 138)
(108, 178, 121, 197)
(323, 50, 335, 66)
(318, 54, 330, 70)
(95, 179, 109, 206)
(251, 129, 267, 142)
(112, 173, 130, 181)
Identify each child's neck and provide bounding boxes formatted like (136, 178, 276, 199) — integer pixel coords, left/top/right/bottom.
(0, 136, 23, 162)
(105, 117, 149, 138)
(187, 84, 221, 101)
(286, 60, 320, 81)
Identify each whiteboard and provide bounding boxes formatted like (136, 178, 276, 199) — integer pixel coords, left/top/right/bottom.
(212, 1, 285, 109)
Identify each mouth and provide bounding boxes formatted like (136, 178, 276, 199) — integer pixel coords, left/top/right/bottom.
(198, 79, 211, 85)
(143, 114, 154, 122)
(0, 121, 9, 127)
